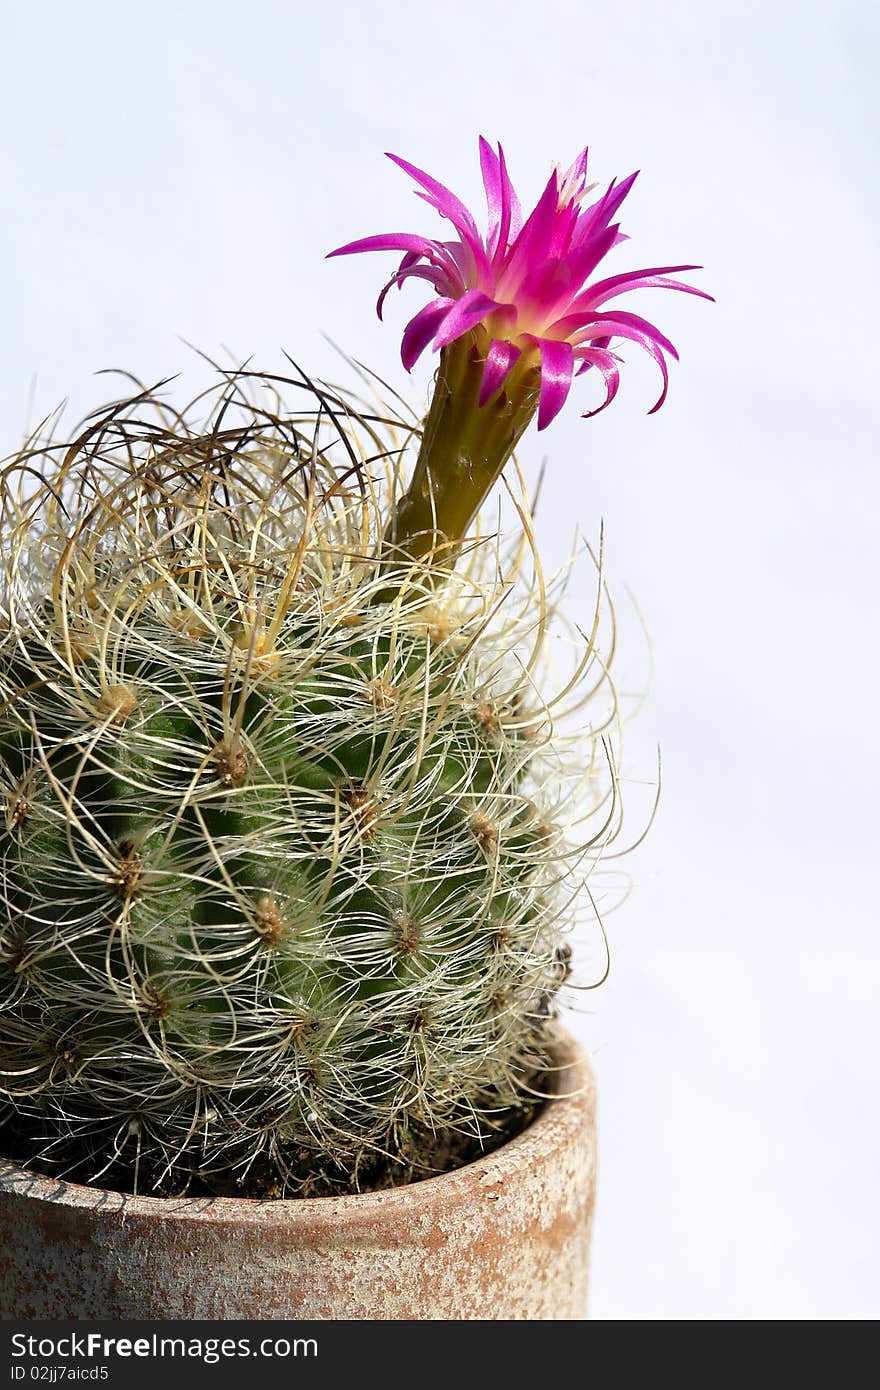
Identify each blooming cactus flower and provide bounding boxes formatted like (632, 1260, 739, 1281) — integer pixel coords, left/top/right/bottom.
(329, 140, 710, 578)
(329, 138, 711, 430)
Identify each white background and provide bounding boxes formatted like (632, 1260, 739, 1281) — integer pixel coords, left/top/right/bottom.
(2, 1, 877, 1319)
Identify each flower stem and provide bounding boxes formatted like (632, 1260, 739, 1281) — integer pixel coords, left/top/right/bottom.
(376, 334, 541, 598)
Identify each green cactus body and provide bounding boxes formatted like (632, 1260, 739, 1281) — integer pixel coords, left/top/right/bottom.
(0, 376, 605, 1196)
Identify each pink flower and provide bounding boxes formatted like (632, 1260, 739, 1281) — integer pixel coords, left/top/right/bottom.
(329, 139, 711, 430)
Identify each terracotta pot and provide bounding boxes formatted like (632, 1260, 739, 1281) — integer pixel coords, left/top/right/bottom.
(0, 1029, 596, 1321)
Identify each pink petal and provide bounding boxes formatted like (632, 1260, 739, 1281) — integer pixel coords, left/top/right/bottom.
(575, 347, 621, 417)
(442, 237, 478, 287)
(478, 338, 521, 407)
(573, 172, 638, 247)
(573, 319, 671, 412)
(595, 309, 679, 360)
(501, 171, 562, 295)
(386, 152, 490, 277)
(376, 262, 452, 320)
(432, 289, 501, 351)
(531, 337, 575, 431)
(497, 143, 522, 250)
(572, 266, 712, 312)
(479, 136, 502, 237)
(600, 170, 639, 223)
(484, 140, 520, 264)
(327, 232, 446, 260)
(401, 298, 454, 371)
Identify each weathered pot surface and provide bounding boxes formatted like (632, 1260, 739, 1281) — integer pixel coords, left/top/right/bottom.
(0, 1029, 596, 1321)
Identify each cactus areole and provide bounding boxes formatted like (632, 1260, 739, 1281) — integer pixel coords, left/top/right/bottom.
(0, 140, 707, 1202)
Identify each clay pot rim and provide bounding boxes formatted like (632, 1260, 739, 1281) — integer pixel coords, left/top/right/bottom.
(0, 1027, 594, 1227)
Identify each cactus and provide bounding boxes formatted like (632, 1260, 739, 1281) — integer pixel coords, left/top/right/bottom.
(0, 373, 615, 1196)
(0, 133, 705, 1197)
